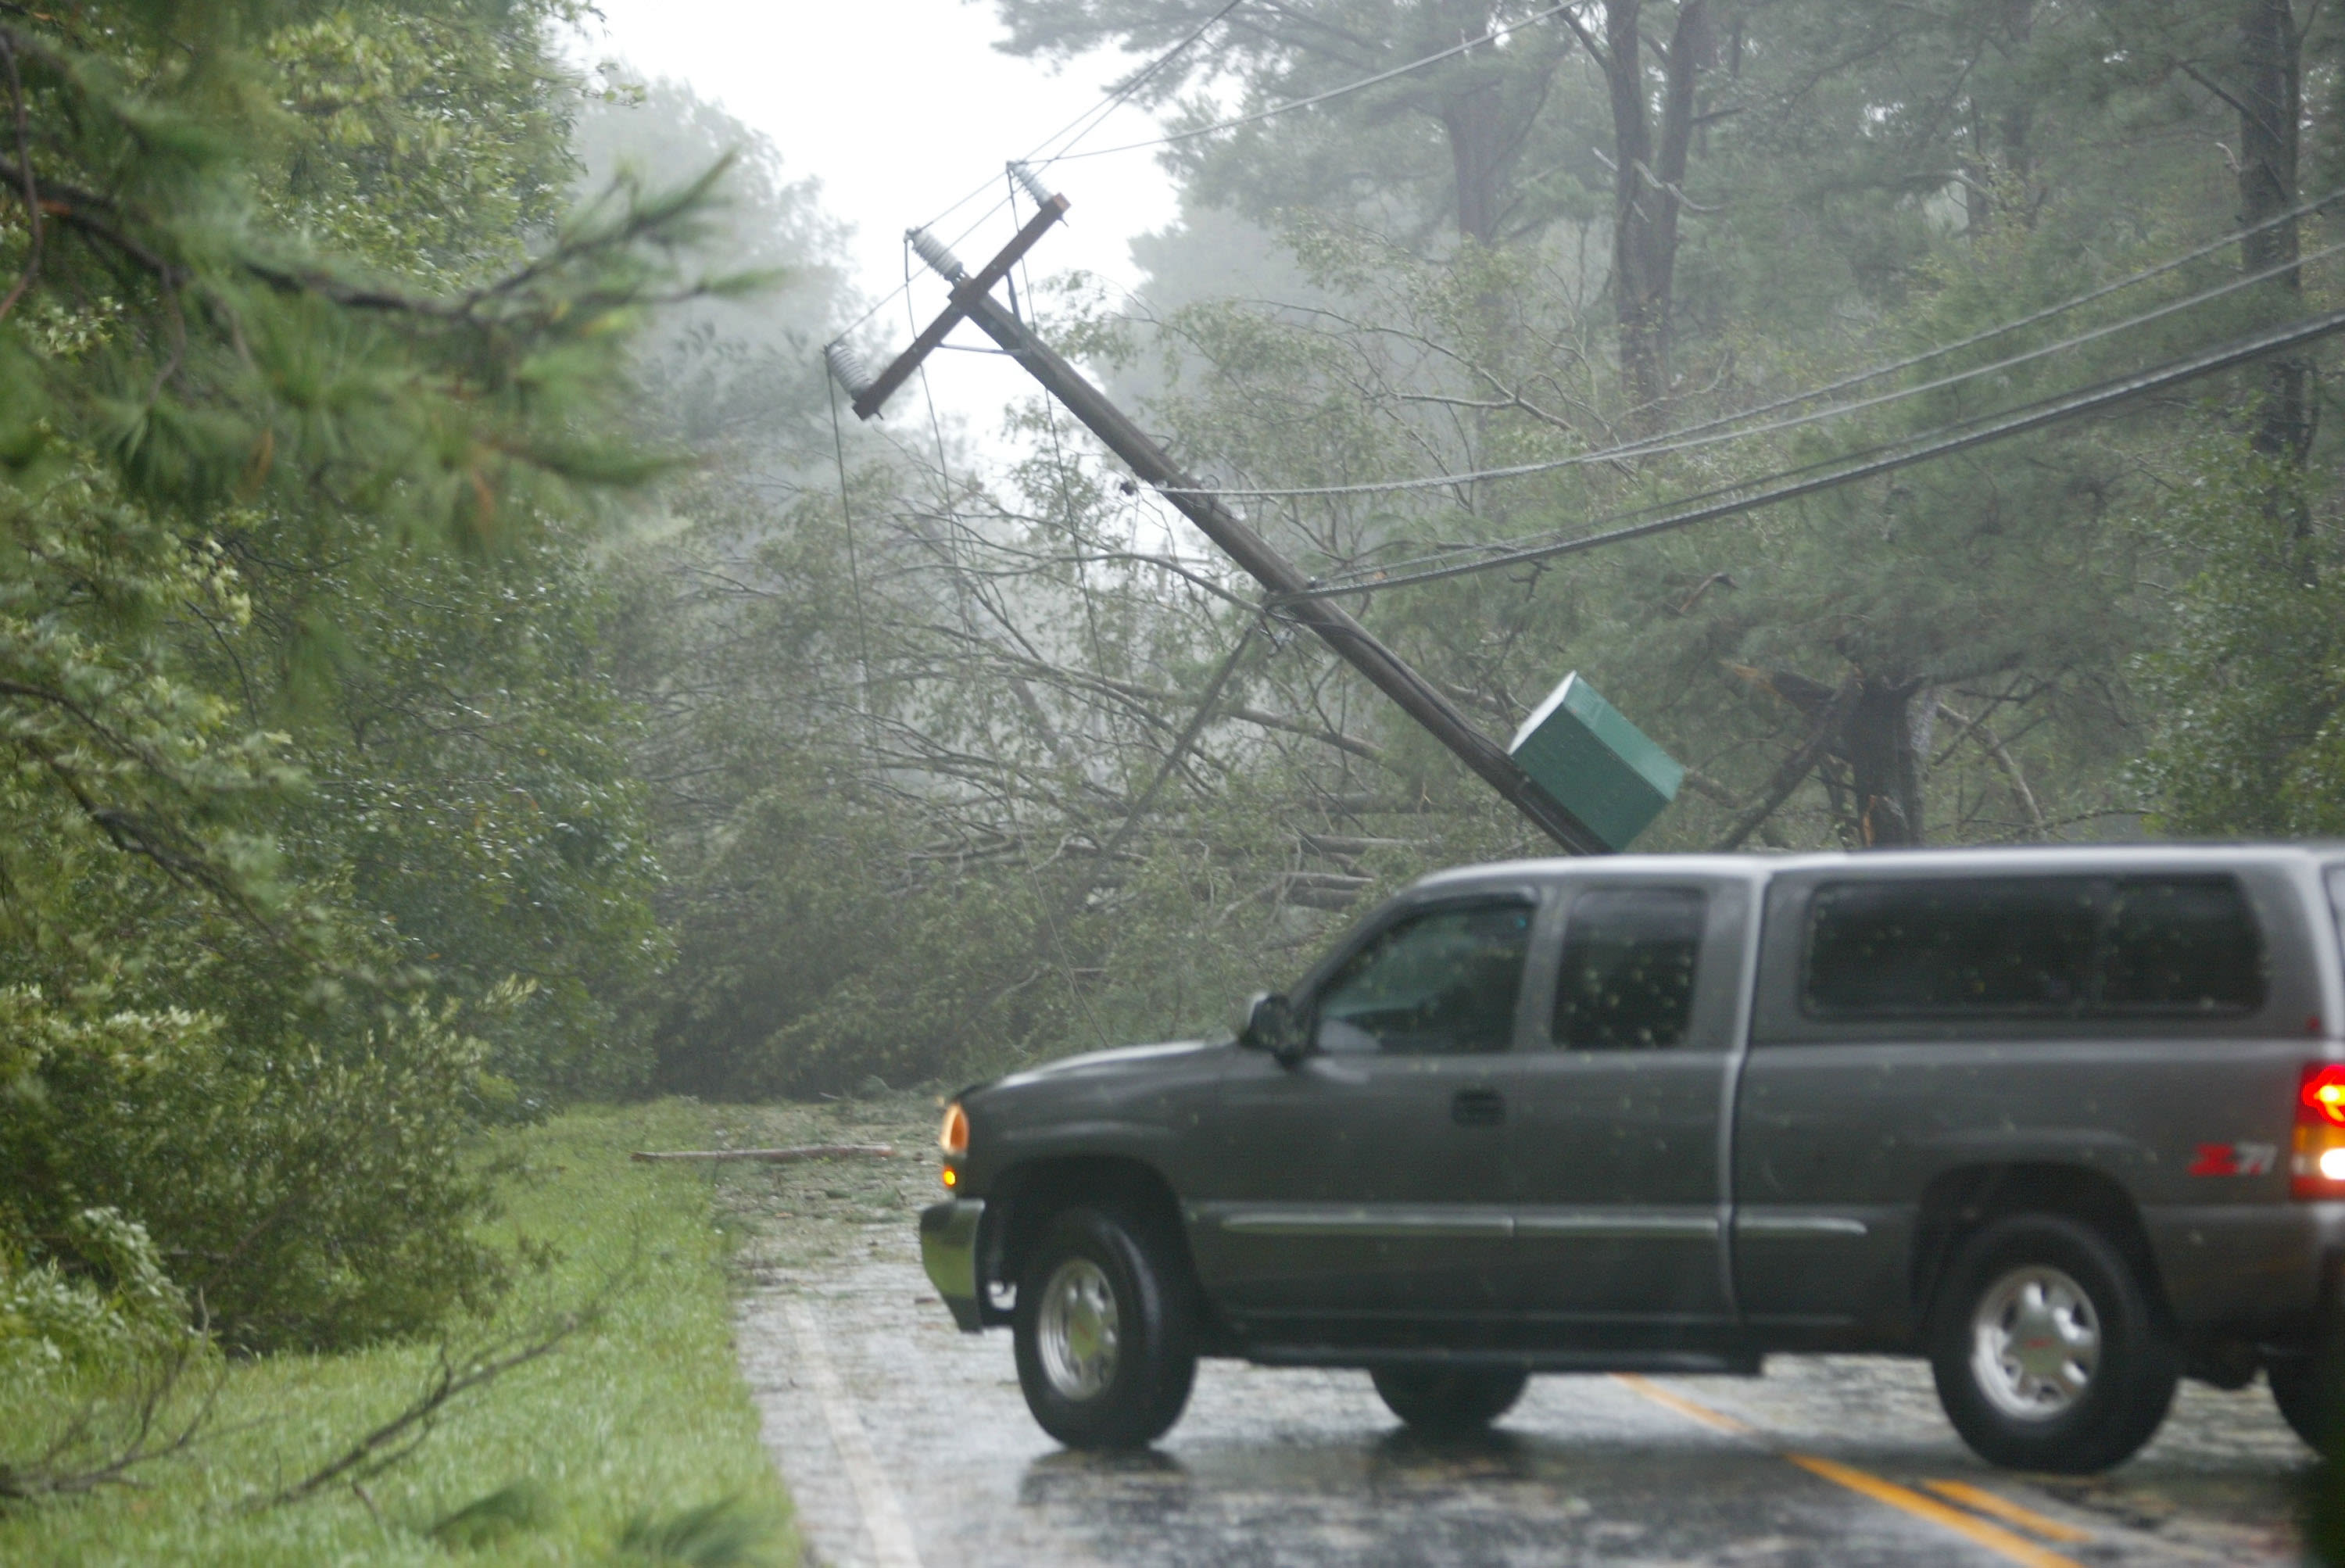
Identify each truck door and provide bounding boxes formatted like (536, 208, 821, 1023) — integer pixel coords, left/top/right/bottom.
(1198, 894, 1535, 1337)
(1501, 879, 1748, 1328)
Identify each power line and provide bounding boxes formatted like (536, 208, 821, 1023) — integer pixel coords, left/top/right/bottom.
(841, 0, 1577, 351)
(1026, 2, 1251, 167)
(1049, 2, 1580, 164)
(1268, 303, 2345, 601)
(836, 3, 1251, 342)
(1161, 201, 2343, 500)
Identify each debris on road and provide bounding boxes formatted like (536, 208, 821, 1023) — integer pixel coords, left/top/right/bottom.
(630, 1144, 897, 1164)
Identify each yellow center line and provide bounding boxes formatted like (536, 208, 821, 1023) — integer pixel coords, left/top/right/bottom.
(1921, 1478, 2096, 1544)
(1611, 1373, 1753, 1434)
(1609, 1375, 2086, 1568)
(1788, 1456, 2086, 1568)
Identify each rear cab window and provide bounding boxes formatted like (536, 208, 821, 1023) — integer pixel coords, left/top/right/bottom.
(1803, 875, 2264, 1022)
(1805, 877, 2097, 1017)
(2100, 877, 2264, 1012)
(1534, 875, 1752, 1052)
(1553, 886, 1707, 1048)
(1752, 864, 2304, 1044)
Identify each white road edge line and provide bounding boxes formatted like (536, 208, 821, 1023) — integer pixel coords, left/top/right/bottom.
(784, 1298, 926, 1568)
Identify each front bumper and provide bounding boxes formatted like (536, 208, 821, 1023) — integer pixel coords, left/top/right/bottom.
(919, 1199, 986, 1333)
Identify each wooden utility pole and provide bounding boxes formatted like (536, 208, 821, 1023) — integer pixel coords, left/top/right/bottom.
(835, 184, 1606, 856)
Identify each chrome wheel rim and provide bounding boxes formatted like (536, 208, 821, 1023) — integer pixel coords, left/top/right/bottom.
(1970, 1263, 2100, 1420)
(1036, 1258, 1119, 1401)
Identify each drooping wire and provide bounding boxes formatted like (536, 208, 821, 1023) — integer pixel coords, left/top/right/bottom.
(1159, 202, 2345, 504)
(1001, 2, 1252, 193)
(1269, 303, 2345, 601)
(903, 234, 983, 640)
(832, 0, 1576, 353)
(1045, 1, 1581, 165)
(1006, 169, 1115, 684)
(825, 371, 878, 739)
(832, 2, 1251, 345)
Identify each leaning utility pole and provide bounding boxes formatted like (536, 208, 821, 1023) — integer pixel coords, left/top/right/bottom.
(826, 174, 1609, 856)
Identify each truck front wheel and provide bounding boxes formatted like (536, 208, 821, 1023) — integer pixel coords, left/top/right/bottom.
(1928, 1215, 2180, 1473)
(1012, 1207, 1198, 1450)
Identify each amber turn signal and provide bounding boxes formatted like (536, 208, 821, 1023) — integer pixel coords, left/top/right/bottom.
(939, 1101, 969, 1157)
(940, 1165, 959, 1190)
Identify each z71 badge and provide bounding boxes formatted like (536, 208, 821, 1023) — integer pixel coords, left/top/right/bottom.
(2188, 1142, 2279, 1177)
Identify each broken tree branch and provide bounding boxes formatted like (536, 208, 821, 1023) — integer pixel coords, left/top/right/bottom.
(627, 1144, 897, 1165)
(1711, 680, 1860, 851)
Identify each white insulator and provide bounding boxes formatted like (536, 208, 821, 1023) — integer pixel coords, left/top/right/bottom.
(823, 340, 875, 396)
(1008, 160, 1058, 209)
(906, 227, 968, 282)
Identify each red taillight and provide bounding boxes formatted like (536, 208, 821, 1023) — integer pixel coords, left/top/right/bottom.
(2293, 1065, 2345, 1198)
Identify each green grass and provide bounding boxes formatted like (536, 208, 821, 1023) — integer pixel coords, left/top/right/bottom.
(0, 1101, 794, 1566)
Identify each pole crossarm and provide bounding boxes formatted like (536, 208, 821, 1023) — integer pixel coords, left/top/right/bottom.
(852, 194, 1070, 421)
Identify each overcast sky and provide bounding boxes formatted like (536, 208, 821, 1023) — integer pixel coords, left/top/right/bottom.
(582, 0, 1187, 434)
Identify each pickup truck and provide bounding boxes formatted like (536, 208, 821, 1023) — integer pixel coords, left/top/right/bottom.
(918, 845, 2345, 1473)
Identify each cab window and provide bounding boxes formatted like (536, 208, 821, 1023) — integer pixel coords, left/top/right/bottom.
(1312, 901, 1531, 1054)
(1803, 874, 2264, 1021)
(1805, 877, 2097, 1017)
(1552, 887, 1706, 1049)
(2099, 876, 2264, 1012)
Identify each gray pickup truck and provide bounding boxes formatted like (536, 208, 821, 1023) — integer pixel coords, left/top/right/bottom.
(918, 844, 2345, 1472)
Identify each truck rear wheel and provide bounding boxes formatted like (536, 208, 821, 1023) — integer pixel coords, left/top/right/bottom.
(1012, 1206, 1197, 1450)
(2268, 1355, 2333, 1452)
(1370, 1365, 1528, 1434)
(1928, 1214, 2179, 1473)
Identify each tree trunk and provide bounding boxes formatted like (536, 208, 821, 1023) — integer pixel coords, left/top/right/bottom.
(2237, 0, 2312, 471)
(1840, 674, 1927, 847)
(1442, 73, 1507, 246)
(1599, 0, 1711, 422)
(1960, 1, 2038, 234)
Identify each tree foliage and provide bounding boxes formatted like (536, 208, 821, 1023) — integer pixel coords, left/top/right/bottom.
(0, 0, 721, 1353)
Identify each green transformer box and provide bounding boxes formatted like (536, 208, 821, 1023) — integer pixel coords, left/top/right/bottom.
(1508, 673, 1684, 851)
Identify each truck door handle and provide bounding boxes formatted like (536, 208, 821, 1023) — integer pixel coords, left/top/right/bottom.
(1452, 1088, 1505, 1127)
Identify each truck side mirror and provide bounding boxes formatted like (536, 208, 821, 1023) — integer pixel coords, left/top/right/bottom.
(1240, 992, 1306, 1065)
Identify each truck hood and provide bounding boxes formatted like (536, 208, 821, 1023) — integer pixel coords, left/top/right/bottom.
(984, 1037, 1223, 1093)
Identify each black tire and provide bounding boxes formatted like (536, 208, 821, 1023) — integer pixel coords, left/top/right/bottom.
(2261, 1350, 2336, 1453)
(1928, 1214, 2180, 1474)
(1011, 1206, 1198, 1450)
(1369, 1364, 1529, 1434)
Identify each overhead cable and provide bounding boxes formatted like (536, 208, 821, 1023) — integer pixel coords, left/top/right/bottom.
(1268, 303, 2345, 601)
(1050, 2, 1580, 164)
(835, 3, 1248, 342)
(1163, 209, 2344, 499)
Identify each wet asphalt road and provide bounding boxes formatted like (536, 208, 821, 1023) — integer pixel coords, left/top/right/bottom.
(714, 1102, 2311, 1568)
